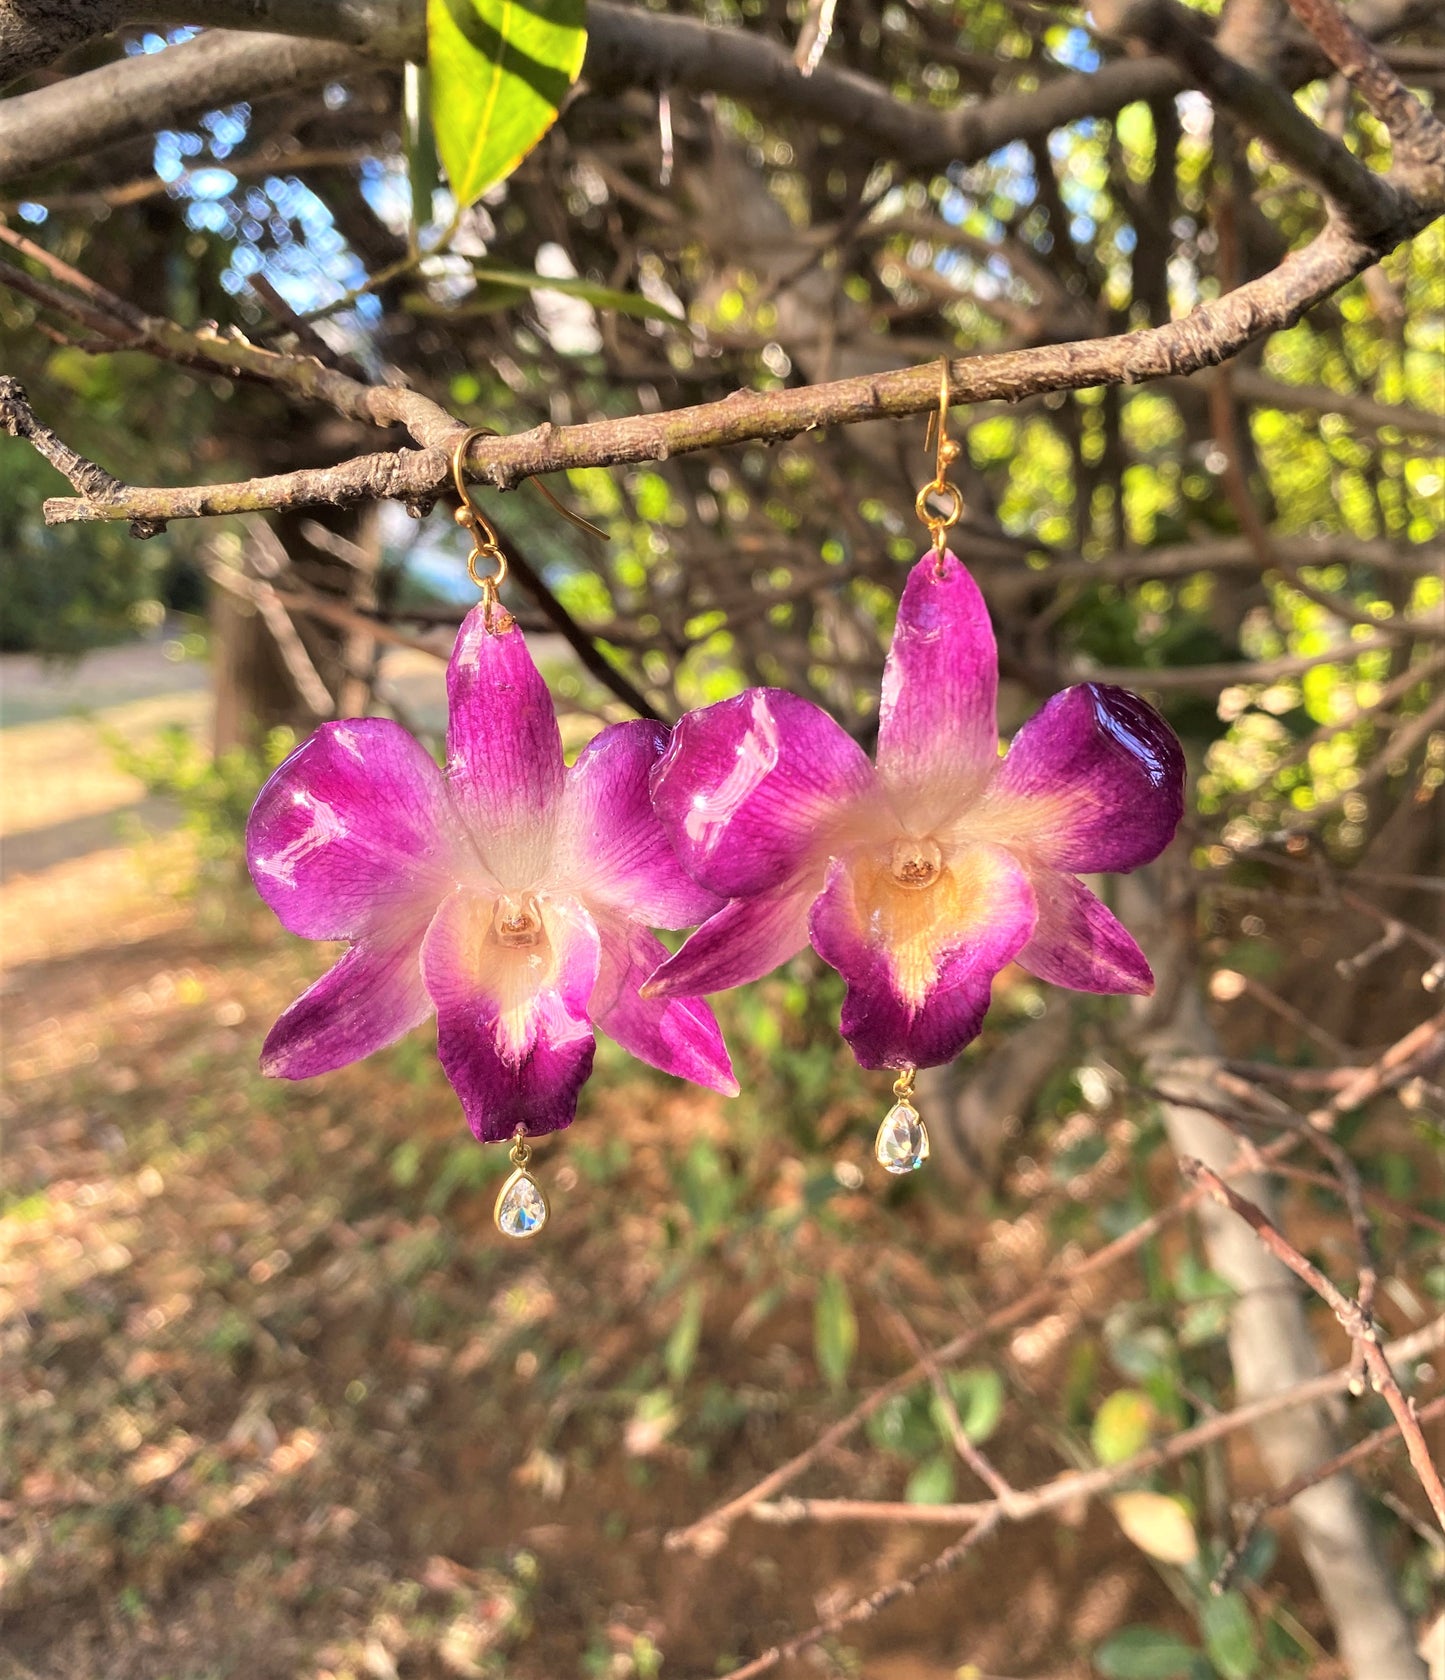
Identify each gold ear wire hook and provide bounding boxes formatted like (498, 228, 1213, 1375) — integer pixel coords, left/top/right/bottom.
(450, 426, 609, 630)
(914, 359, 963, 571)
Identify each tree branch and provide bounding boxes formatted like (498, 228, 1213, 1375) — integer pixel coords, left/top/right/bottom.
(1096, 0, 1404, 235)
(1283, 0, 1445, 188)
(1225, 367, 1445, 440)
(1180, 1159, 1445, 1533)
(12, 216, 1432, 531)
(746, 1319, 1444, 1529)
(0, 3, 1184, 177)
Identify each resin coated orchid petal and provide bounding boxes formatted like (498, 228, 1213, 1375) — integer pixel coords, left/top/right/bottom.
(1018, 873, 1154, 995)
(251, 613, 744, 1150)
(421, 888, 600, 1140)
(247, 719, 460, 941)
(642, 551, 1184, 1076)
(445, 607, 564, 886)
(643, 884, 816, 999)
(876, 550, 999, 823)
(809, 844, 1036, 1070)
(261, 926, 434, 1078)
(651, 688, 875, 898)
(555, 719, 723, 929)
(592, 920, 739, 1096)
(986, 683, 1185, 873)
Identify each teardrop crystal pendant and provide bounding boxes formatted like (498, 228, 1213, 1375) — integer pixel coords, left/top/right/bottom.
(493, 1133, 548, 1238)
(874, 1067, 929, 1175)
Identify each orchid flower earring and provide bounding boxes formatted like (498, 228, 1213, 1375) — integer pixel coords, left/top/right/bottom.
(646, 366, 1187, 1174)
(246, 431, 738, 1238)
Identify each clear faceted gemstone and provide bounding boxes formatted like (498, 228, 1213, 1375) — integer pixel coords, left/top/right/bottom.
(874, 1101, 930, 1174)
(495, 1170, 548, 1237)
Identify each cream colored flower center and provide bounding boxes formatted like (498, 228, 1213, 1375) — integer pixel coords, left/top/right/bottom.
(492, 892, 545, 948)
(889, 836, 943, 891)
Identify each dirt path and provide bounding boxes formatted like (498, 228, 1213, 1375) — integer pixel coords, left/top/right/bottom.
(1, 643, 211, 971)
(0, 642, 1189, 1680)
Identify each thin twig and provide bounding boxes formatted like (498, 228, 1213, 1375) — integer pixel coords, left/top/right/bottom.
(713, 1511, 1004, 1680)
(666, 1127, 1306, 1555)
(749, 1320, 1444, 1528)
(1212, 1392, 1445, 1592)
(888, 1308, 1019, 1510)
(1179, 1158, 1445, 1533)
(1, 222, 1422, 529)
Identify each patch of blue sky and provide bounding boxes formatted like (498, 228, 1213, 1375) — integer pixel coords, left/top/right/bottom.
(125, 25, 198, 53)
(199, 105, 250, 160)
(146, 85, 384, 343)
(188, 168, 238, 200)
(404, 544, 479, 606)
(1116, 225, 1138, 254)
(185, 200, 232, 236)
(1047, 27, 1099, 71)
(17, 203, 48, 224)
(1050, 120, 1098, 158)
(361, 155, 414, 239)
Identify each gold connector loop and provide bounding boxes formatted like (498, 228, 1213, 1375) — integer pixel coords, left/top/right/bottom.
(449, 425, 609, 631)
(916, 359, 964, 570)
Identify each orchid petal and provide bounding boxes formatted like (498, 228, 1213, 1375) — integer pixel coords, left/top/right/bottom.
(261, 924, 433, 1078)
(1018, 872, 1153, 994)
(592, 919, 739, 1096)
(986, 684, 1185, 872)
(650, 687, 874, 898)
(421, 888, 599, 1140)
(445, 606, 564, 886)
(809, 843, 1036, 1069)
(555, 719, 723, 928)
(247, 719, 459, 941)
(644, 884, 816, 998)
(876, 550, 999, 824)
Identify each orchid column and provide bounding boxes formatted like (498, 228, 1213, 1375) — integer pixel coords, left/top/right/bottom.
(647, 550, 1186, 1171)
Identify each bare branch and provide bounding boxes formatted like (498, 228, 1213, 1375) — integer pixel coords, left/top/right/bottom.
(747, 1318, 1444, 1528)
(1214, 1392, 1445, 1592)
(1225, 366, 1445, 440)
(715, 1512, 1004, 1680)
(1181, 1159, 1445, 1533)
(1096, 0, 1405, 235)
(1075, 622, 1444, 691)
(13, 218, 1430, 530)
(1283, 0, 1445, 184)
(0, 3, 1186, 181)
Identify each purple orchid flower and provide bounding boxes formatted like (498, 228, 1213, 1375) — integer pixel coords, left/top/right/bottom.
(246, 606, 738, 1147)
(646, 551, 1185, 1074)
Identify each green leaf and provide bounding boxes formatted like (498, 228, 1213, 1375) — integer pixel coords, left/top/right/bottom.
(864, 1388, 936, 1459)
(904, 1453, 955, 1505)
(1201, 1593, 1261, 1680)
(813, 1271, 857, 1392)
(427, 0, 587, 209)
(934, 1368, 1005, 1445)
(664, 1283, 705, 1389)
(404, 265, 681, 322)
(1092, 1390, 1155, 1465)
(403, 62, 440, 237)
(1093, 1626, 1201, 1679)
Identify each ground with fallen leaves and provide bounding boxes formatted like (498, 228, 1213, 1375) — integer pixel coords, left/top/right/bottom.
(2, 651, 1436, 1680)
